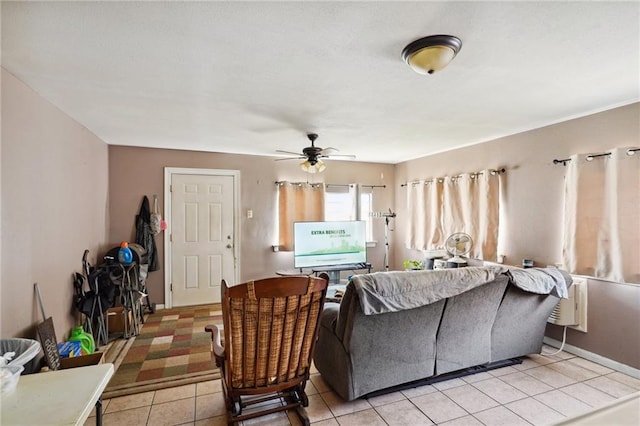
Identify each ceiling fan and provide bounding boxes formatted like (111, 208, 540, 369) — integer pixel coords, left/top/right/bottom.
(276, 133, 355, 173)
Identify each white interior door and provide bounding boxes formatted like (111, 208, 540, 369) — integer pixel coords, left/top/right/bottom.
(170, 173, 236, 306)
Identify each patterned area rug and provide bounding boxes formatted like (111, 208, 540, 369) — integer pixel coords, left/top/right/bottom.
(103, 304, 222, 399)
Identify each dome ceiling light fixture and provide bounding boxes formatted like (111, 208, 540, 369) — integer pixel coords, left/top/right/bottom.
(401, 34, 462, 75)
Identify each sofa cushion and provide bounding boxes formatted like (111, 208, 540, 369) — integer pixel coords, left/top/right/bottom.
(435, 274, 509, 375)
(491, 285, 561, 361)
(348, 296, 446, 398)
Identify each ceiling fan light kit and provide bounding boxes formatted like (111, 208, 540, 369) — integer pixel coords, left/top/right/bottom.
(300, 158, 325, 173)
(402, 34, 462, 75)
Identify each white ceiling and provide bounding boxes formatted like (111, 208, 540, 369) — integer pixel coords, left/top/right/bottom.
(2, 1, 639, 164)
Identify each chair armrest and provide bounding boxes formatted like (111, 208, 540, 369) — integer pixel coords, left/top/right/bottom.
(320, 303, 340, 332)
(205, 324, 225, 365)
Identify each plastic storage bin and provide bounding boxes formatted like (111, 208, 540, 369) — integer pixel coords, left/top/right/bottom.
(0, 364, 23, 393)
(0, 338, 42, 374)
(0, 339, 41, 394)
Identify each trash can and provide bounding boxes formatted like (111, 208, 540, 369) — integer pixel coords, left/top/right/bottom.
(0, 338, 42, 375)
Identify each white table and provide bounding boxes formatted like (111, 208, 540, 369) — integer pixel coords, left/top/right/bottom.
(1, 363, 114, 426)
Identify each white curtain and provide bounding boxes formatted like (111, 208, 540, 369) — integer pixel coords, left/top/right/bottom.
(405, 181, 425, 249)
(425, 179, 445, 249)
(563, 147, 639, 283)
(406, 170, 501, 260)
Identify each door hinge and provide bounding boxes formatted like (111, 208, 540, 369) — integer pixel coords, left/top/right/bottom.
(170, 184, 172, 192)
(170, 233, 172, 242)
(170, 283, 173, 292)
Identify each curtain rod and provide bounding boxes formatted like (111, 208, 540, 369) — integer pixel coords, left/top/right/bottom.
(325, 184, 386, 189)
(553, 158, 571, 166)
(554, 152, 610, 166)
(274, 181, 385, 189)
(554, 148, 640, 166)
(400, 168, 506, 187)
(274, 181, 322, 186)
(553, 148, 640, 166)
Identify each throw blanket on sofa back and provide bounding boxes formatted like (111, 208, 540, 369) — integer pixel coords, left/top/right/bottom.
(352, 266, 506, 315)
(352, 266, 569, 315)
(506, 267, 569, 299)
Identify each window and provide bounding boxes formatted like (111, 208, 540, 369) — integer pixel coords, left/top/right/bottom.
(324, 191, 353, 221)
(360, 191, 373, 242)
(325, 185, 374, 242)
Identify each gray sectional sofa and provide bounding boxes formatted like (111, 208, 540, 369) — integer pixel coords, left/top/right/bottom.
(313, 266, 571, 401)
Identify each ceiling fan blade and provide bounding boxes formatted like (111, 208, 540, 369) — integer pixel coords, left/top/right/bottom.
(276, 149, 304, 156)
(320, 147, 339, 155)
(324, 154, 356, 159)
(275, 156, 305, 161)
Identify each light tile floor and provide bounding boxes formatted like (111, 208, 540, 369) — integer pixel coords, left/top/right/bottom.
(88, 347, 640, 426)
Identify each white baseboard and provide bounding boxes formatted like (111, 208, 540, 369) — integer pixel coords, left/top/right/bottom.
(543, 337, 640, 379)
(155, 304, 165, 311)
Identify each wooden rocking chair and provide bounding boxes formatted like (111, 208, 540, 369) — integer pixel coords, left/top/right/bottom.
(205, 273, 329, 425)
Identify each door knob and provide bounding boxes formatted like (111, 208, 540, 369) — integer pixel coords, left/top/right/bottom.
(226, 244, 232, 249)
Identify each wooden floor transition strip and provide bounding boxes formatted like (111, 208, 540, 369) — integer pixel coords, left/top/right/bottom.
(104, 336, 136, 371)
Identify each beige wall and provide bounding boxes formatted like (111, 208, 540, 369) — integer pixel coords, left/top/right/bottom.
(108, 146, 395, 306)
(1, 69, 109, 339)
(394, 102, 640, 369)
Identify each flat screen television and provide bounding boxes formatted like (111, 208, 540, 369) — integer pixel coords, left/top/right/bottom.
(293, 220, 367, 269)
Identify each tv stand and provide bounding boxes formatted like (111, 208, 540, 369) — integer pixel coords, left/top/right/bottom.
(312, 263, 372, 284)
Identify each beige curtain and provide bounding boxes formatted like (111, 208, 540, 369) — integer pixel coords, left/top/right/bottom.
(278, 182, 325, 251)
(563, 147, 639, 283)
(406, 179, 446, 250)
(406, 171, 501, 260)
(465, 172, 499, 260)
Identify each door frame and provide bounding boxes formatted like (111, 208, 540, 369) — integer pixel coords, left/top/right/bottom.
(164, 167, 241, 308)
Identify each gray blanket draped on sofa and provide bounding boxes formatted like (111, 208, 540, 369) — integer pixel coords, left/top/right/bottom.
(353, 266, 568, 315)
(352, 266, 505, 315)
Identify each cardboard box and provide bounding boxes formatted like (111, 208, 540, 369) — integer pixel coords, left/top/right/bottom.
(60, 351, 104, 369)
(107, 306, 130, 333)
